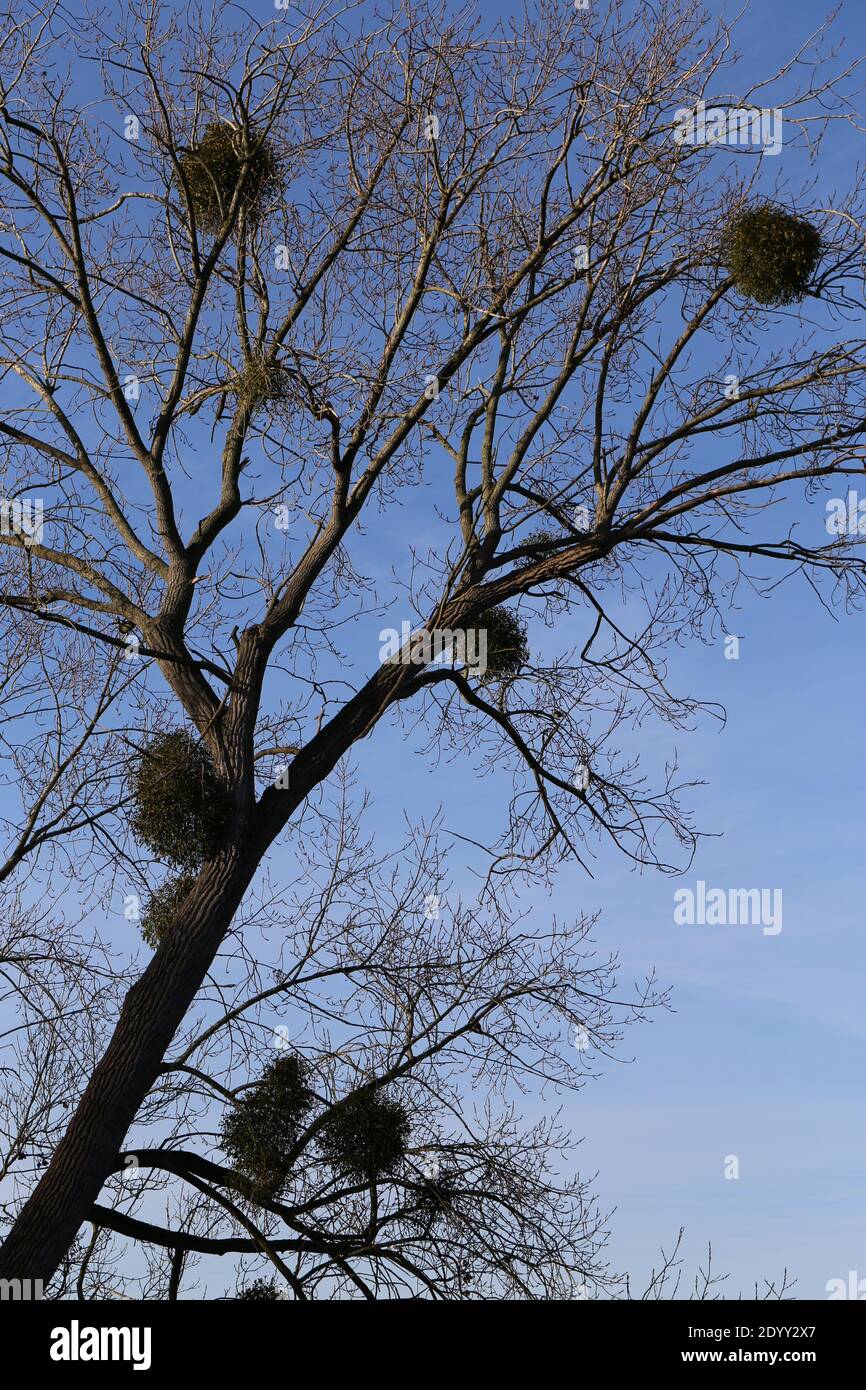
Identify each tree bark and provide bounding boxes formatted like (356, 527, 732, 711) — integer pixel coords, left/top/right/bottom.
(0, 848, 259, 1284)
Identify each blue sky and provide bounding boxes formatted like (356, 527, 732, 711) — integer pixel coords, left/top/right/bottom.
(1, 0, 865, 1298)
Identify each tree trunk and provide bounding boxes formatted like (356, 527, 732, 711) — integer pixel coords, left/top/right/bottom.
(0, 646, 436, 1282)
(0, 848, 258, 1284)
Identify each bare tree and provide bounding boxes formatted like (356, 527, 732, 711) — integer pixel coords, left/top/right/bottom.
(0, 0, 863, 1284)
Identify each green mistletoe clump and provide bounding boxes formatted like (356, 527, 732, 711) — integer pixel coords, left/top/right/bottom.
(230, 351, 295, 417)
(319, 1088, 411, 1183)
(236, 1278, 283, 1301)
(177, 122, 280, 232)
(130, 729, 233, 870)
(139, 872, 197, 950)
(722, 203, 822, 306)
(221, 1055, 315, 1199)
(522, 527, 558, 561)
(470, 605, 530, 682)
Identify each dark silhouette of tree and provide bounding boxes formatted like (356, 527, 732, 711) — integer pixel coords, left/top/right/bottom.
(0, 0, 863, 1291)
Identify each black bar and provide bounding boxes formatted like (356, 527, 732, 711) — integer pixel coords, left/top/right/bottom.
(0, 1296, 860, 1376)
